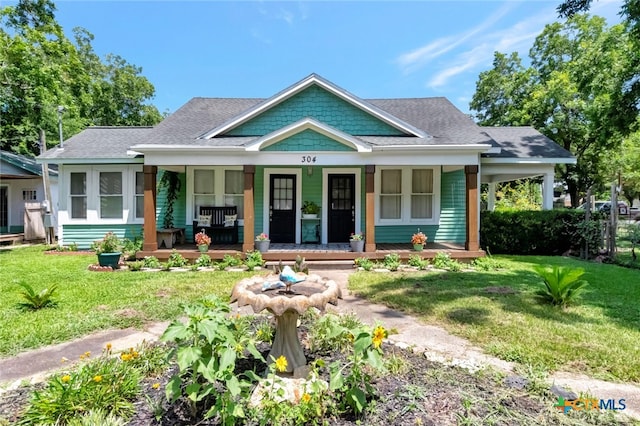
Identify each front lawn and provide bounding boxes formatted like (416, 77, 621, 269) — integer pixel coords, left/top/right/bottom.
(0, 246, 254, 357)
(348, 255, 640, 383)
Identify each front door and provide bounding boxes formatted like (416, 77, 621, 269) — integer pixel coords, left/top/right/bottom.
(328, 174, 355, 242)
(269, 174, 296, 243)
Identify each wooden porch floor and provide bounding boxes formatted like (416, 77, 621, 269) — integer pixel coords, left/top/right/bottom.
(136, 242, 484, 263)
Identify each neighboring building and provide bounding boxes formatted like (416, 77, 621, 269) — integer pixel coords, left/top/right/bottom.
(0, 150, 58, 240)
(38, 74, 575, 253)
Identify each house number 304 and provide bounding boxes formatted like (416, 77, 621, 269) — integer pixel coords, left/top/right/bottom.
(301, 155, 317, 163)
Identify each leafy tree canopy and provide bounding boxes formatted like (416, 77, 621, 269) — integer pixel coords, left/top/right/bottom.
(471, 14, 636, 206)
(0, 0, 163, 156)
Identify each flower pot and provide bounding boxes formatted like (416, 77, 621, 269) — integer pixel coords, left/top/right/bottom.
(302, 213, 318, 219)
(97, 252, 121, 268)
(413, 244, 424, 252)
(198, 244, 209, 253)
(350, 240, 365, 252)
(255, 240, 270, 253)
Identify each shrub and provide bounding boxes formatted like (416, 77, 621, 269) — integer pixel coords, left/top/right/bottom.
(167, 250, 189, 268)
(142, 256, 162, 269)
(433, 252, 452, 269)
(127, 260, 144, 271)
(244, 250, 264, 271)
(194, 254, 213, 268)
(533, 265, 589, 307)
(480, 209, 602, 255)
(407, 254, 429, 270)
(383, 253, 401, 271)
(354, 257, 374, 271)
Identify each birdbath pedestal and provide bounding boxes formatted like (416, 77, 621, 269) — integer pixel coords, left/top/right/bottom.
(231, 273, 341, 374)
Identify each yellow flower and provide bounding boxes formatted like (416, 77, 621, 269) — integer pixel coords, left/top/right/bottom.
(302, 393, 311, 403)
(105, 343, 112, 351)
(61, 375, 71, 383)
(84, 351, 91, 358)
(275, 355, 288, 372)
(93, 375, 102, 383)
(120, 353, 132, 361)
(152, 383, 160, 389)
(372, 325, 386, 349)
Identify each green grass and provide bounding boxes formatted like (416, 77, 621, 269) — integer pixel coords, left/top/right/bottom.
(0, 246, 255, 357)
(348, 255, 640, 383)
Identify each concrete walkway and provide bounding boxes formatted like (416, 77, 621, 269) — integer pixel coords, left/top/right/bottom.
(1, 268, 638, 421)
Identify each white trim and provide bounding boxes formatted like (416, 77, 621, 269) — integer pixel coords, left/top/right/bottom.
(482, 157, 576, 164)
(374, 166, 441, 226)
(263, 168, 303, 244)
(322, 168, 362, 244)
(245, 118, 372, 152)
(198, 74, 429, 139)
(372, 144, 491, 152)
(0, 184, 10, 231)
(58, 165, 143, 226)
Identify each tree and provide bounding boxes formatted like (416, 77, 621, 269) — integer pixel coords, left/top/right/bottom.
(471, 15, 634, 206)
(0, 0, 162, 157)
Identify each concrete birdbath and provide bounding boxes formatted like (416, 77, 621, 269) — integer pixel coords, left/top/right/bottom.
(231, 273, 341, 374)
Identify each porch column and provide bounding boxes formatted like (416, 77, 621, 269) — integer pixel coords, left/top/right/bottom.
(465, 165, 479, 252)
(243, 165, 256, 252)
(365, 165, 376, 252)
(143, 165, 158, 251)
(487, 182, 496, 211)
(542, 171, 554, 210)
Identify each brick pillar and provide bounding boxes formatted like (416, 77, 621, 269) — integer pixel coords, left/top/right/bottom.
(365, 165, 376, 252)
(465, 165, 479, 251)
(243, 165, 256, 252)
(143, 165, 158, 251)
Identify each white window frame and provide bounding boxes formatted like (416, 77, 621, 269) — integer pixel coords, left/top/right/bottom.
(186, 166, 244, 225)
(375, 166, 441, 225)
(61, 165, 143, 224)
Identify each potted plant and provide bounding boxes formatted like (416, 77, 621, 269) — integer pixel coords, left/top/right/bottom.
(301, 200, 320, 218)
(349, 232, 365, 252)
(411, 229, 427, 251)
(195, 230, 211, 253)
(255, 232, 270, 253)
(91, 232, 122, 268)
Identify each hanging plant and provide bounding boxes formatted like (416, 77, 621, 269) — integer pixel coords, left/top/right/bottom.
(159, 170, 181, 229)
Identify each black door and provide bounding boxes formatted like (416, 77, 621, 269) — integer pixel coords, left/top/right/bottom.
(328, 174, 355, 243)
(269, 174, 296, 243)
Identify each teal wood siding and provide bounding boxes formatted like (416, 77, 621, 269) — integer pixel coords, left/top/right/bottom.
(374, 169, 466, 244)
(62, 224, 143, 249)
(301, 168, 323, 210)
(435, 169, 466, 243)
(226, 85, 405, 136)
(264, 129, 354, 152)
(156, 171, 187, 230)
(253, 166, 266, 236)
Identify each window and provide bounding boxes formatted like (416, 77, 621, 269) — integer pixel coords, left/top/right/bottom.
(377, 167, 439, 224)
(380, 169, 401, 219)
(411, 169, 433, 219)
(190, 168, 244, 220)
(22, 190, 37, 201)
(70, 172, 87, 219)
(193, 169, 215, 216)
(224, 170, 244, 218)
(135, 172, 144, 219)
(99, 172, 123, 219)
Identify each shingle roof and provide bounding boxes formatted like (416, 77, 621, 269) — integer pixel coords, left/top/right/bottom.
(38, 127, 153, 160)
(480, 127, 573, 159)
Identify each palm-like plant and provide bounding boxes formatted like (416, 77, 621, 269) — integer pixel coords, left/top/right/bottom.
(533, 265, 589, 307)
(18, 283, 58, 310)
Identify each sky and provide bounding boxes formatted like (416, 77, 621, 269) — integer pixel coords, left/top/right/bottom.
(42, 0, 625, 116)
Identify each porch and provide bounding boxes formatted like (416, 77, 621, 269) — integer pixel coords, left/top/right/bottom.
(136, 242, 484, 263)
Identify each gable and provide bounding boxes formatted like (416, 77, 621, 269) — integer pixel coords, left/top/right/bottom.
(262, 129, 355, 152)
(224, 85, 406, 137)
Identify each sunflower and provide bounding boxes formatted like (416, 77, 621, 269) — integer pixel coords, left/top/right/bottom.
(372, 325, 386, 349)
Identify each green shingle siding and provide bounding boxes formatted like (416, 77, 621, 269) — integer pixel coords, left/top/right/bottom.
(264, 129, 354, 151)
(226, 86, 405, 136)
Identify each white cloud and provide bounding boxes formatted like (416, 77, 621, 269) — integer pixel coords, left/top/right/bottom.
(396, 2, 515, 75)
(420, 3, 560, 89)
